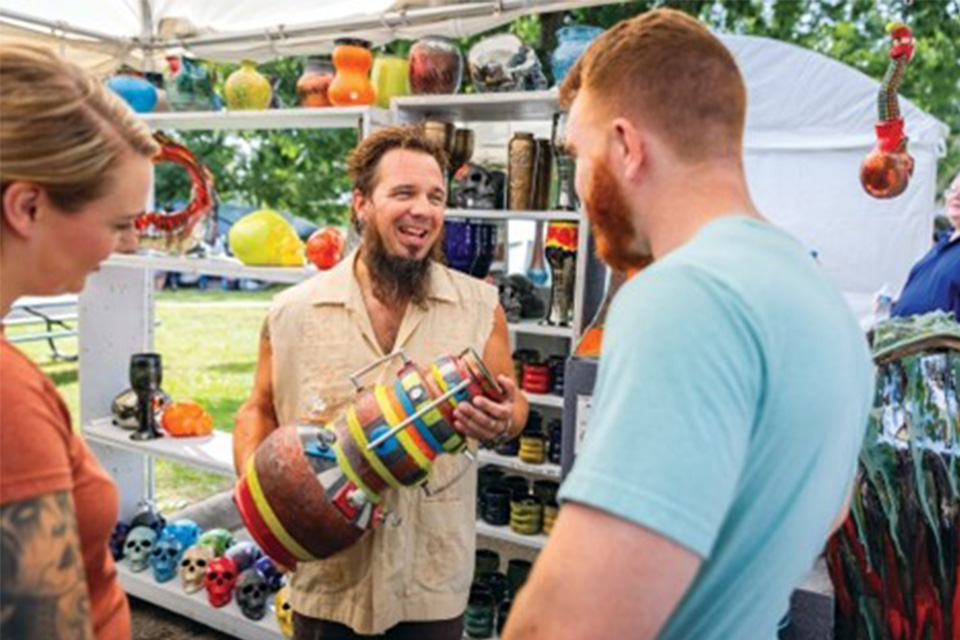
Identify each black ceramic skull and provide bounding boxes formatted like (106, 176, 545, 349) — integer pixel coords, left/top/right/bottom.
(453, 163, 499, 210)
(236, 568, 269, 620)
(129, 501, 166, 534)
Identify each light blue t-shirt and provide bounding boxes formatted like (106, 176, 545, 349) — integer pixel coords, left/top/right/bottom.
(559, 216, 874, 639)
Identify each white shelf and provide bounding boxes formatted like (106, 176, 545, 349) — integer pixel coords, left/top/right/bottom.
(117, 561, 285, 640)
(446, 209, 580, 223)
(508, 320, 573, 339)
(477, 450, 561, 479)
(476, 520, 547, 550)
(83, 418, 236, 477)
(103, 253, 316, 284)
(393, 91, 559, 122)
(141, 106, 389, 131)
(524, 392, 563, 409)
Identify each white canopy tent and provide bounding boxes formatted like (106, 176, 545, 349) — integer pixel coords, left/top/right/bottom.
(721, 34, 949, 321)
(0, 1, 950, 322)
(0, 0, 615, 71)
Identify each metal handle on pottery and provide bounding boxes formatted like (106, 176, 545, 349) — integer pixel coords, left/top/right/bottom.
(365, 378, 471, 451)
(349, 350, 410, 391)
(422, 450, 477, 497)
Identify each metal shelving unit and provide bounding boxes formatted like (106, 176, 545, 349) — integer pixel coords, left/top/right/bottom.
(79, 91, 598, 639)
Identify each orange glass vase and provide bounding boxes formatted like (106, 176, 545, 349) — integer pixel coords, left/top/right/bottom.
(574, 267, 642, 358)
(328, 38, 375, 107)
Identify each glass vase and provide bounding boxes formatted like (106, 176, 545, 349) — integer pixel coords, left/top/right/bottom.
(328, 38, 375, 107)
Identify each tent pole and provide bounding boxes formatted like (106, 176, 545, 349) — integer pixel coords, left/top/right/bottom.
(0, 8, 131, 47)
(139, 0, 154, 71)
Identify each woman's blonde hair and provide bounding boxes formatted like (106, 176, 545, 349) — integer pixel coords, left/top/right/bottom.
(0, 44, 159, 212)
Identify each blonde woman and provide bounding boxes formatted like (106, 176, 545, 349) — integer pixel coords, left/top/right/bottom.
(0, 44, 158, 639)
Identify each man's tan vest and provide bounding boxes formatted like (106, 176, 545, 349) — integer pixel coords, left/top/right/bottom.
(268, 251, 499, 634)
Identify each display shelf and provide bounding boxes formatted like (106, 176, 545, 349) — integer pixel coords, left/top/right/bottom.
(476, 520, 547, 550)
(83, 417, 235, 477)
(508, 320, 574, 339)
(141, 106, 390, 131)
(477, 450, 561, 479)
(446, 208, 580, 223)
(524, 392, 563, 409)
(117, 561, 285, 640)
(103, 253, 316, 285)
(393, 91, 559, 122)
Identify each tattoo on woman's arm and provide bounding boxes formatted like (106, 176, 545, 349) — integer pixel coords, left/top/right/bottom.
(0, 491, 95, 639)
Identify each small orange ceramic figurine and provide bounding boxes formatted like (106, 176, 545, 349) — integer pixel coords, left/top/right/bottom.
(162, 401, 214, 437)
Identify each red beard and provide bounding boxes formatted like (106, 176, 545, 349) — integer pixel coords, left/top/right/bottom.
(584, 158, 652, 271)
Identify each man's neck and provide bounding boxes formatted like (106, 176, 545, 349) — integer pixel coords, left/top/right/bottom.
(354, 249, 408, 313)
(642, 166, 762, 259)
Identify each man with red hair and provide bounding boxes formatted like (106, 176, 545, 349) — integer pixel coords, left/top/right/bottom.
(503, 9, 873, 639)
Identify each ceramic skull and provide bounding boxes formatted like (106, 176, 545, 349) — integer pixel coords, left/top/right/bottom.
(225, 541, 262, 573)
(275, 586, 294, 638)
(204, 556, 238, 608)
(197, 528, 234, 556)
(129, 501, 166, 534)
(452, 163, 498, 209)
(150, 535, 184, 583)
(179, 545, 214, 593)
(161, 519, 201, 549)
(254, 556, 284, 592)
(124, 526, 158, 572)
(109, 522, 131, 561)
(236, 568, 269, 620)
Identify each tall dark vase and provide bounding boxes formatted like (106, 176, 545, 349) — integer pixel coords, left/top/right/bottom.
(130, 353, 163, 440)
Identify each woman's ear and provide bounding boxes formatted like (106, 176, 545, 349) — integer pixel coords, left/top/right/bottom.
(2, 182, 41, 239)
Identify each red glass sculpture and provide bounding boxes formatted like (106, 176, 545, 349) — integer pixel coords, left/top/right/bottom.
(135, 132, 217, 254)
(860, 23, 915, 199)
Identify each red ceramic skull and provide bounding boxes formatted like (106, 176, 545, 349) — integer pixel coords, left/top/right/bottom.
(204, 556, 238, 607)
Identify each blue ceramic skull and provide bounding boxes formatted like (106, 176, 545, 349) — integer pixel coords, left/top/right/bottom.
(254, 556, 284, 592)
(161, 519, 201, 549)
(151, 535, 185, 583)
(225, 541, 262, 572)
(124, 526, 158, 572)
(109, 522, 131, 561)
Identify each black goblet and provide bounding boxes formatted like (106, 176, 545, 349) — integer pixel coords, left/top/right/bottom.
(130, 353, 163, 441)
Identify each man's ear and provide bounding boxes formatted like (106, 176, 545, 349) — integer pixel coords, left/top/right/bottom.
(610, 117, 645, 183)
(351, 189, 368, 229)
(2, 181, 42, 240)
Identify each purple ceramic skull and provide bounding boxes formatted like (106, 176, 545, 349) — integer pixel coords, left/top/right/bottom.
(254, 556, 284, 592)
(109, 522, 131, 561)
(225, 541, 262, 572)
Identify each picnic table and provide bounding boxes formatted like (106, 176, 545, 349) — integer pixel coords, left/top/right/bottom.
(1, 294, 79, 361)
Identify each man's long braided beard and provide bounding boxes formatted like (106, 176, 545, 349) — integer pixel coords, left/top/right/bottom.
(361, 220, 438, 309)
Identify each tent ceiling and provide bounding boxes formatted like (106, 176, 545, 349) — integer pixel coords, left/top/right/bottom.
(0, 0, 617, 64)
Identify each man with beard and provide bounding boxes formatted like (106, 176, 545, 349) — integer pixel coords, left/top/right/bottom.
(234, 125, 527, 640)
(501, 9, 873, 640)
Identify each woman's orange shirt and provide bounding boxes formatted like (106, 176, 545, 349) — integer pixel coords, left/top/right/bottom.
(0, 338, 131, 639)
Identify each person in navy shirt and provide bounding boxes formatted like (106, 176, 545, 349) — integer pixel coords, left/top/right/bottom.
(892, 172, 960, 320)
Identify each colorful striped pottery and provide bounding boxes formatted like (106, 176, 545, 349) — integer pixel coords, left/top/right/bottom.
(235, 348, 502, 567)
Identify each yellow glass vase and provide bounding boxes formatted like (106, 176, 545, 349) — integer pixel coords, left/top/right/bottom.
(224, 60, 272, 111)
(371, 55, 410, 109)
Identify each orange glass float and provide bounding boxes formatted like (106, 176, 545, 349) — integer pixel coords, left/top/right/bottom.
(328, 38, 375, 107)
(162, 401, 214, 437)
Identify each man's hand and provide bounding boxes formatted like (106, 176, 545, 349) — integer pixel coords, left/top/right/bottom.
(452, 374, 517, 443)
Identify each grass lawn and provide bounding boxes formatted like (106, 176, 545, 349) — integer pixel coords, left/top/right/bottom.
(10, 284, 287, 512)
